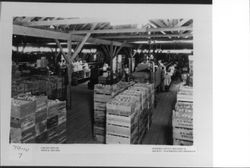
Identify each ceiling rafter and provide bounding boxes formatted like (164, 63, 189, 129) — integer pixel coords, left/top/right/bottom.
(13, 25, 133, 47)
(95, 33, 192, 39)
(70, 26, 192, 35)
(149, 20, 166, 35)
(23, 18, 109, 27)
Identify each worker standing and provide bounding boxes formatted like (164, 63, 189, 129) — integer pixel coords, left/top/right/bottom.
(124, 64, 130, 82)
(158, 60, 166, 92)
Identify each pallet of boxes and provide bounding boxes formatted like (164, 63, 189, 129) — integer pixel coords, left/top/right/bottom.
(172, 86, 193, 146)
(10, 93, 67, 143)
(105, 83, 155, 144)
(93, 82, 133, 143)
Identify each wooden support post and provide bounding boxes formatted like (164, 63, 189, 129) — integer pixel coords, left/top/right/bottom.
(66, 38, 72, 109)
(21, 42, 27, 53)
(55, 39, 73, 65)
(100, 45, 109, 63)
(128, 48, 133, 73)
(113, 46, 118, 75)
(110, 43, 114, 84)
(115, 42, 126, 56)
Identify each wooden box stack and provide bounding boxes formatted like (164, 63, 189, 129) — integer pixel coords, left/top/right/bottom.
(10, 98, 36, 143)
(173, 86, 193, 146)
(106, 94, 140, 144)
(47, 100, 67, 143)
(188, 56, 193, 87)
(10, 93, 67, 144)
(56, 101, 67, 143)
(93, 84, 113, 143)
(133, 83, 155, 129)
(105, 83, 155, 144)
(128, 86, 149, 143)
(93, 82, 133, 143)
(11, 76, 65, 100)
(33, 96, 48, 140)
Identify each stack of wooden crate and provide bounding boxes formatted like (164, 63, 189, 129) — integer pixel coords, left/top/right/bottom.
(188, 56, 193, 87)
(47, 100, 67, 143)
(106, 94, 140, 144)
(10, 98, 37, 143)
(93, 85, 113, 143)
(133, 83, 155, 129)
(105, 83, 155, 144)
(11, 76, 65, 100)
(93, 82, 134, 143)
(173, 86, 193, 146)
(127, 87, 148, 143)
(10, 93, 67, 144)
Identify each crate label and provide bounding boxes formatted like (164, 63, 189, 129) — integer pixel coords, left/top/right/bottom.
(9, 144, 32, 162)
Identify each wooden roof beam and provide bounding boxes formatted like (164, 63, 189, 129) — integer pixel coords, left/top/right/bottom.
(148, 21, 166, 35)
(23, 18, 109, 27)
(71, 23, 97, 61)
(70, 26, 193, 34)
(96, 33, 192, 39)
(13, 25, 133, 47)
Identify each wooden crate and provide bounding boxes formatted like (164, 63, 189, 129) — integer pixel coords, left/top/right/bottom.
(94, 102, 106, 111)
(173, 127, 193, 141)
(47, 127, 58, 141)
(106, 111, 139, 127)
(106, 131, 138, 144)
(35, 131, 48, 143)
(35, 108, 47, 123)
(94, 110, 106, 119)
(106, 110, 139, 144)
(10, 126, 36, 143)
(35, 120, 47, 136)
(94, 84, 112, 95)
(11, 113, 35, 130)
(172, 118, 193, 129)
(173, 110, 192, 119)
(106, 120, 138, 137)
(173, 138, 193, 146)
(95, 134, 105, 143)
(11, 99, 36, 119)
(57, 132, 67, 143)
(94, 94, 112, 103)
(47, 115, 58, 130)
(58, 110, 67, 125)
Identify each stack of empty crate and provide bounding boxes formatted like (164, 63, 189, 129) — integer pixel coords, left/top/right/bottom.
(173, 86, 193, 146)
(10, 93, 67, 144)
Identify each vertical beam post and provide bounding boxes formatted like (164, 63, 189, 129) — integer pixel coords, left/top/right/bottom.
(110, 42, 114, 84)
(66, 37, 72, 109)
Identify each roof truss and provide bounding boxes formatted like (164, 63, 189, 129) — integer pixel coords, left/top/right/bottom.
(70, 26, 193, 35)
(23, 18, 109, 27)
(13, 25, 133, 47)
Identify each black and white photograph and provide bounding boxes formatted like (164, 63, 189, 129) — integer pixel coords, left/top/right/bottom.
(1, 2, 213, 167)
(10, 16, 194, 145)
(2, 0, 250, 167)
